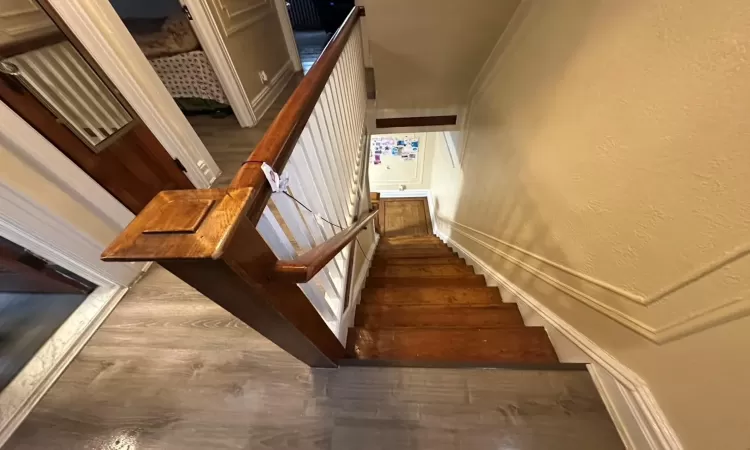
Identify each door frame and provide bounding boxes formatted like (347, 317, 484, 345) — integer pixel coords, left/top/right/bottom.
(272, 0, 304, 72)
(0, 101, 146, 446)
(180, 0, 302, 126)
(45, 0, 221, 188)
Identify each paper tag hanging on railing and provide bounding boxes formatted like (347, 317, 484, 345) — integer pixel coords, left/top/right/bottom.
(260, 162, 290, 193)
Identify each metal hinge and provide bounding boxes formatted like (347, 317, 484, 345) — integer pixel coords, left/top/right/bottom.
(173, 157, 187, 172)
(182, 5, 193, 20)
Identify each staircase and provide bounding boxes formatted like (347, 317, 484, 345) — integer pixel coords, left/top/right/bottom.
(346, 234, 560, 365)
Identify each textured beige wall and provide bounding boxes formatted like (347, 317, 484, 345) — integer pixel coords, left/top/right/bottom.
(207, 0, 290, 104)
(431, 0, 750, 448)
(359, 0, 520, 113)
(369, 133, 433, 191)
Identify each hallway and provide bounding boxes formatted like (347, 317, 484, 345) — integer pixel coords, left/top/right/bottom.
(4, 199, 622, 449)
(4, 267, 622, 449)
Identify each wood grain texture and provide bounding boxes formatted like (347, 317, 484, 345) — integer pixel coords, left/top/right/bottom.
(355, 305, 525, 328)
(4, 269, 623, 449)
(361, 287, 503, 306)
(368, 264, 475, 278)
(371, 256, 463, 266)
(352, 199, 563, 367)
(366, 275, 487, 288)
(380, 198, 432, 237)
(347, 328, 559, 363)
(274, 210, 378, 282)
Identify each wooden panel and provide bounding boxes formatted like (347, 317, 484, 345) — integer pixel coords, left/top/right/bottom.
(355, 305, 525, 328)
(0, 0, 57, 49)
(375, 115, 458, 128)
(380, 198, 432, 237)
(346, 328, 559, 363)
(361, 286, 503, 306)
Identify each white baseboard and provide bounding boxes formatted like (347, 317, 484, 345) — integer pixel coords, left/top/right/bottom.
(437, 230, 682, 450)
(0, 284, 129, 447)
(251, 61, 294, 123)
(337, 234, 380, 343)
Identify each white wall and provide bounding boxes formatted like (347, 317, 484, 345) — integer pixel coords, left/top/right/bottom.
(431, 0, 750, 448)
(369, 132, 434, 191)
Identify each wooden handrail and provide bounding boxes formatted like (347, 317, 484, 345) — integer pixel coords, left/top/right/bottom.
(274, 209, 378, 283)
(229, 6, 365, 222)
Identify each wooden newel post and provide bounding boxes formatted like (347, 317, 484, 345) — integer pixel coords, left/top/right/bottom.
(102, 188, 345, 367)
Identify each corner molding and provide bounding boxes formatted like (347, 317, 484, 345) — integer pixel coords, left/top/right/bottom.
(438, 231, 682, 450)
(438, 217, 750, 343)
(250, 60, 294, 122)
(0, 285, 129, 448)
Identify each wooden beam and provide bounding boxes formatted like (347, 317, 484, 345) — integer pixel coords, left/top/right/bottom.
(375, 115, 458, 129)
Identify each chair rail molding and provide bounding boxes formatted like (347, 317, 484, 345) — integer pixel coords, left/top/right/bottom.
(435, 216, 750, 344)
(438, 230, 682, 450)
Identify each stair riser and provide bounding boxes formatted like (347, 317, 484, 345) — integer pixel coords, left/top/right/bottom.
(366, 276, 486, 288)
(355, 308, 524, 328)
(371, 257, 463, 266)
(361, 287, 503, 306)
(346, 328, 559, 363)
(376, 249, 455, 258)
(368, 266, 475, 277)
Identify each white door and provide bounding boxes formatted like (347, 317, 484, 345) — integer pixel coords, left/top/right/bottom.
(182, 0, 296, 127)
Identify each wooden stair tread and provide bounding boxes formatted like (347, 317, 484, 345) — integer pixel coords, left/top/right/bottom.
(355, 305, 524, 328)
(375, 248, 455, 258)
(361, 286, 503, 305)
(346, 328, 559, 363)
(371, 256, 462, 266)
(368, 265, 475, 277)
(366, 275, 486, 288)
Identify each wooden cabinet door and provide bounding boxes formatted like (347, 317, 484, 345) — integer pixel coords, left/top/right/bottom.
(0, 1, 193, 213)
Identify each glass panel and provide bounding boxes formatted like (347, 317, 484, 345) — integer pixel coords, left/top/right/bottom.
(0, 1, 132, 150)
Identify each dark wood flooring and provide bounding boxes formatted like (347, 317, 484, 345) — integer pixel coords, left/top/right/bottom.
(5, 267, 623, 449)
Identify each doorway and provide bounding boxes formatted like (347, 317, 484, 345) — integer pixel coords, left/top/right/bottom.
(285, 0, 354, 73)
(0, 0, 194, 213)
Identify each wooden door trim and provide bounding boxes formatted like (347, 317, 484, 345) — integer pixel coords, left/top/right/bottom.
(0, 101, 143, 286)
(45, 0, 220, 188)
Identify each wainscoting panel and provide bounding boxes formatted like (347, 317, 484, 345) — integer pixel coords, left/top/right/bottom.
(435, 217, 750, 343)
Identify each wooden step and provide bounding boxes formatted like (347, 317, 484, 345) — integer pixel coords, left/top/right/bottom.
(371, 256, 463, 266)
(355, 305, 524, 328)
(346, 328, 559, 364)
(366, 275, 486, 288)
(368, 264, 475, 278)
(377, 243, 450, 252)
(380, 236, 443, 245)
(361, 287, 503, 306)
(375, 247, 455, 259)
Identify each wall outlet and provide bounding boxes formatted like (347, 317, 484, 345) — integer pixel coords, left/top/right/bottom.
(258, 70, 269, 84)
